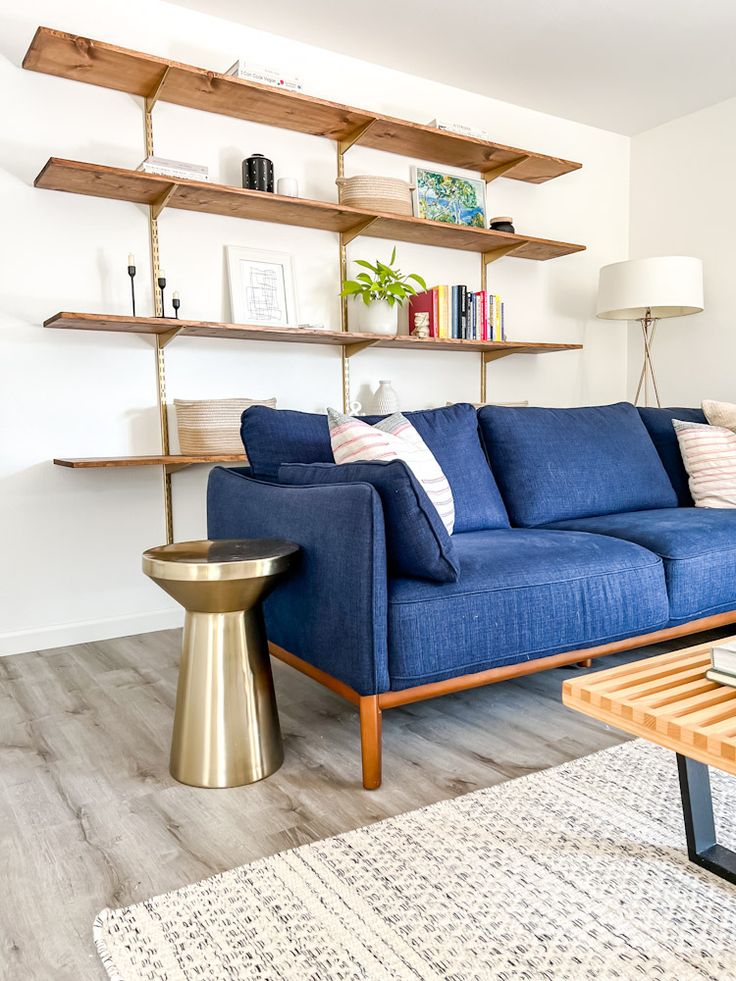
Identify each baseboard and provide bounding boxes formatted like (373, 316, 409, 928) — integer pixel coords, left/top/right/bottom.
(0, 608, 184, 657)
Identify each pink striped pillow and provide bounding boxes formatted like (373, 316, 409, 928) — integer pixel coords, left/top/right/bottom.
(327, 409, 455, 533)
(673, 418, 736, 508)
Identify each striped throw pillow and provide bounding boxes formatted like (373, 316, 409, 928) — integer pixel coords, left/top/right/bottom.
(673, 418, 736, 508)
(327, 408, 455, 533)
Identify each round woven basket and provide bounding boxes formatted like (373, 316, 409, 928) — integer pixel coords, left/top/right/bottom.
(174, 397, 276, 455)
(336, 175, 413, 216)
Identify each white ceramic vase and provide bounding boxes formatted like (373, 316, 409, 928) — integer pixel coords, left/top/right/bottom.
(355, 299, 399, 336)
(374, 380, 399, 415)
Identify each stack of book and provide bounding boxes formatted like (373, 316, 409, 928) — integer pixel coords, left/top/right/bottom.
(428, 118, 491, 142)
(408, 287, 505, 341)
(706, 640, 736, 688)
(225, 59, 302, 92)
(137, 156, 209, 182)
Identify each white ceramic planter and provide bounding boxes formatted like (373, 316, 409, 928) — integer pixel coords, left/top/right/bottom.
(353, 299, 399, 336)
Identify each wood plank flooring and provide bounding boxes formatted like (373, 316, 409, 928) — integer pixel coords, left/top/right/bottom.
(1, 626, 733, 980)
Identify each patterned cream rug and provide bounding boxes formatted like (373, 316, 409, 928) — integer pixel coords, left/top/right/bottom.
(95, 740, 736, 980)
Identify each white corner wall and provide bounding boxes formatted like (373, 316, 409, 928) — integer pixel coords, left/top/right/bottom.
(629, 97, 736, 404)
(0, 0, 630, 655)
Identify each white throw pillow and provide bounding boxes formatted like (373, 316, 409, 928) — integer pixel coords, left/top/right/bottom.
(327, 408, 455, 533)
(673, 418, 736, 508)
(702, 399, 736, 431)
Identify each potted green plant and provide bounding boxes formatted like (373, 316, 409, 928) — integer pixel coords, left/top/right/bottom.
(340, 247, 427, 336)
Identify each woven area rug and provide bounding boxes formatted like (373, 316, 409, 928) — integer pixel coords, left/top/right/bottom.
(95, 740, 736, 980)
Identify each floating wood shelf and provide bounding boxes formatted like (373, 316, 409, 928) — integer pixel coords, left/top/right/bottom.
(44, 312, 583, 359)
(23, 27, 581, 184)
(53, 454, 246, 469)
(35, 159, 585, 261)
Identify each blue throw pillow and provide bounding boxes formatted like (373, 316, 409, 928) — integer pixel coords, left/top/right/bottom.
(638, 406, 705, 506)
(243, 403, 509, 533)
(278, 460, 460, 583)
(478, 402, 678, 527)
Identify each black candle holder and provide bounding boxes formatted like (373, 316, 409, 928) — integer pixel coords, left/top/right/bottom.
(128, 262, 137, 316)
(172, 293, 181, 319)
(157, 274, 167, 317)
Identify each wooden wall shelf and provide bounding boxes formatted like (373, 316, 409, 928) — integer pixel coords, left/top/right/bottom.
(35, 159, 585, 261)
(44, 312, 583, 360)
(54, 454, 246, 469)
(23, 27, 581, 184)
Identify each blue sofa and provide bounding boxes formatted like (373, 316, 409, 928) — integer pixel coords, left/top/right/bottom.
(207, 401, 736, 788)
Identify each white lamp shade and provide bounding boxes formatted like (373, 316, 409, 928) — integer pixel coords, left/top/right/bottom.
(597, 256, 704, 320)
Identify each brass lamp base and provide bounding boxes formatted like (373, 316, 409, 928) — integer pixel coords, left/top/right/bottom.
(170, 607, 283, 788)
(142, 539, 299, 789)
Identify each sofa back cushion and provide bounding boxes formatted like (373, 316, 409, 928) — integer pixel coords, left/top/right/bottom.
(477, 402, 678, 527)
(243, 403, 509, 532)
(638, 406, 706, 506)
(279, 460, 460, 582)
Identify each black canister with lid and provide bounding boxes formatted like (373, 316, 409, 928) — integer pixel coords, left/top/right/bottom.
(242, 153, 274, 192)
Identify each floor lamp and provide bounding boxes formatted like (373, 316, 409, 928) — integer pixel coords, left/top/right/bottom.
(597, 256, 704, 407)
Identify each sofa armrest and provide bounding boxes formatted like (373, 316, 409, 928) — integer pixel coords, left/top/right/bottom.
(207, 466, 389, 695)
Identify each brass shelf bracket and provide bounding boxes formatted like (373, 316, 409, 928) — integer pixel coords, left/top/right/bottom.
(344, 339, 379, 359)
(482, 155, 530, 183)
(151, 184, 177, 220)
(164, 462, 192, 475)
(338, 118, 378, 154)
(482, 244, 522, 265)
(340, 219, 379, 247)
(145, 66, 171, 114)
(157, 325, 183, 349)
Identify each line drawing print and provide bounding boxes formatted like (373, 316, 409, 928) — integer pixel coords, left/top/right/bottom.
(244, 264, 285, 322)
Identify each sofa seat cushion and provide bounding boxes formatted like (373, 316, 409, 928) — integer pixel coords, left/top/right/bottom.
(478, 402, 678, 527)
(243, 403, 509, 532)
(387, 528, 668, 689)
(545, 508, 736, 622)
(638, 406, 706, 506)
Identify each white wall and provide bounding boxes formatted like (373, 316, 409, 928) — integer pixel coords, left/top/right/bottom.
(629, 98, 736, 404)
(0, 0, 630, 655)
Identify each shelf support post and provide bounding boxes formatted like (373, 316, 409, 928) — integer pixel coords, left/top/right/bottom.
(337, 144, 351, 412)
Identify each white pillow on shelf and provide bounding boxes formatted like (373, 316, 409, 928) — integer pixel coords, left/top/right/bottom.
(327, 408, 455, 533)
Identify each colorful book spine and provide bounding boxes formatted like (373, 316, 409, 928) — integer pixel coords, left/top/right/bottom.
(474, 291, 487, 340)
(431, 288, 439, 338)
(459, 286, 468, 339)
(437, 285, 449, 338)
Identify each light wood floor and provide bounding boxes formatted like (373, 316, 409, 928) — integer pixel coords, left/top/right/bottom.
(2, 625, 733, 980)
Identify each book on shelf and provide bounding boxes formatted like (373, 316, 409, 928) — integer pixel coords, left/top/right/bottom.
(138, 156, 209, 181)
(408, 287, 507, 341)
(711, 640, 736, 676)
(428, 118, 491, 142)
(706, 668, 736, 689)
(225, 59, 302, 92)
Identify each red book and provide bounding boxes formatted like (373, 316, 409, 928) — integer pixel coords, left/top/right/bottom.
(408, 290, 435, 337)
(474, 290, 487, 340)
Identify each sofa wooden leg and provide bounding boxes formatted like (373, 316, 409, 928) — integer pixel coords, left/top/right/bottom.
(359, 695, 382, 790)
(577, 658, 593, 668)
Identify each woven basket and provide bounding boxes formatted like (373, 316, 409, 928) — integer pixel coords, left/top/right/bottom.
(174, 397, 276, 455)
(336, 175, 413, 216)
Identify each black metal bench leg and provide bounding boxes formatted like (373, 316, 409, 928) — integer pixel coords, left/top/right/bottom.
(677, 753, 736, 885)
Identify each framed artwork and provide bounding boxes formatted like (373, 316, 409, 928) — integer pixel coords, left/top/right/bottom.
(226, 246, 297, 326)
(411, 166, 487, 228)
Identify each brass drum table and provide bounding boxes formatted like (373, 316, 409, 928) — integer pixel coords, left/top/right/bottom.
(563, 640, 736, 885)
(142, 539, 299, 788)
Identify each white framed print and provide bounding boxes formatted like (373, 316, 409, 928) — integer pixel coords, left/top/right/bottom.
(226, 246, 297, 326)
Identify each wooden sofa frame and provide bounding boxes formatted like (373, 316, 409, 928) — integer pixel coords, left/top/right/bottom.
(270, 610, 736, 789)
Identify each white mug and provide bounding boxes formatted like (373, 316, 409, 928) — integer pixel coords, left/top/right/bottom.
(277, 177, 299, 197)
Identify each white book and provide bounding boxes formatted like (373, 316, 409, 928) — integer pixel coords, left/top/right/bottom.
(138, 156, 209, 182)
(429, 118, 491, 142)
(711, 640, 736, 675)
(225, 59, 302, 91)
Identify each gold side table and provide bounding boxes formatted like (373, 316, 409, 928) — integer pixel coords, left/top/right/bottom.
(142, 539, 299, 789)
